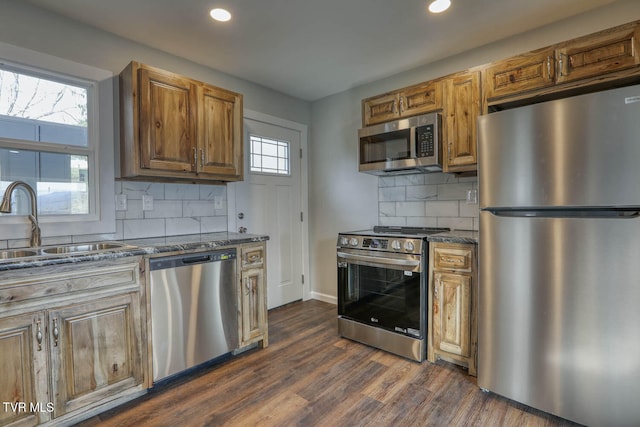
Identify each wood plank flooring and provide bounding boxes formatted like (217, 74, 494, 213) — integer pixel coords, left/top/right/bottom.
(76, 300, 580, 427)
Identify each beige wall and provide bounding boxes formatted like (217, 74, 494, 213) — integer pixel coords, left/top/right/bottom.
(308, 0, 640, 303)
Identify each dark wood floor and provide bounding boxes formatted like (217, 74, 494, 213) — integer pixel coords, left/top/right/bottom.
(77, 300, 580, 427)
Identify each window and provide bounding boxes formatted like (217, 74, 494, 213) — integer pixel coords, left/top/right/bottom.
(0, 43, 115, 240)
(0, 67, 92, 216)
(249, 135, 290, 175)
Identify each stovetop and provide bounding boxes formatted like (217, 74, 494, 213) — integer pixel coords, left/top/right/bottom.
(337, 226, 449, 254)
(340, 226, 449, 238)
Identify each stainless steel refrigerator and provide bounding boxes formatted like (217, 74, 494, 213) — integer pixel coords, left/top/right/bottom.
(478, 85, 640, 426)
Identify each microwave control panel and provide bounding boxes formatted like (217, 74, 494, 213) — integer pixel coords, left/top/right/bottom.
(415, 124, 434, 158)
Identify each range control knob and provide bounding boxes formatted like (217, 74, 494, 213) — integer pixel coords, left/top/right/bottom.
(391, 240, 402, 251)
(349, 237, 359, 247)
(404, 241, 415, 252)
(339, 236, 349, 246)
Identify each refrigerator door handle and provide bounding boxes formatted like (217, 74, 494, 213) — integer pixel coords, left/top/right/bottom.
(486, 209, 640, 219)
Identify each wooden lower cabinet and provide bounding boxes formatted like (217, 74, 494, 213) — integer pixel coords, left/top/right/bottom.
(0, 311, 49, 427)
(50, 293, 144, 417)
(428, 242, 477, 376)
(238, 243, 268, 348)
(0, 259, 146, 426)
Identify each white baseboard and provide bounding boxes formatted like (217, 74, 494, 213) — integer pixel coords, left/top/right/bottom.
(308, 291, 337, 305)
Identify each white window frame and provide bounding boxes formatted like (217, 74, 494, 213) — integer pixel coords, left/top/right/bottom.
(0, 42, 115, 242)
(249, 134, 292, 176)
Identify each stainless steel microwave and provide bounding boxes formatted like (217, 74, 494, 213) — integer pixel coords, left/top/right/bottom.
(358, 112, 442, 175)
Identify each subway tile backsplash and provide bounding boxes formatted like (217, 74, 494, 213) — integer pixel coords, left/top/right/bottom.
(116, 181, 228, 239)
(3, 181, 228, 248)
(378, 173, 479, 231)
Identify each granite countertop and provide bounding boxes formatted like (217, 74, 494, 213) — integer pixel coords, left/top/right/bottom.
(0, 232, 269, 272)
(427, 230, 478, 244)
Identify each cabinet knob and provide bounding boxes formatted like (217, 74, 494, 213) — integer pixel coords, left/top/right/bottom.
(155, 121, 161, 128)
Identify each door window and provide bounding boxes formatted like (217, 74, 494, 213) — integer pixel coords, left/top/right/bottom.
(249, 135, 290, 175)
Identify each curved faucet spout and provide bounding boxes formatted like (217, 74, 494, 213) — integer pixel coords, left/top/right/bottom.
(0, 181, 42, 247)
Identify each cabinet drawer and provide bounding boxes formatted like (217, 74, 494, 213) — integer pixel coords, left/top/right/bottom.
(241, 245, 264, 269)
(433, 246, 473, 272)
(0, 262, 140, 307)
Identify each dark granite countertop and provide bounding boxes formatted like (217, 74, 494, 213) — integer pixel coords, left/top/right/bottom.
(0, 232, 269, 272)
(124, 232, 269, 256)
(427, 230, 478, 244)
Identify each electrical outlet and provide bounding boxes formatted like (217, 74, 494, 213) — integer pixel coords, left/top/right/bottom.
(214, 196, 223, 210)
(466, 189, 478, 205)
(115, 194, 127, 211)
(142, 195, 154, 211)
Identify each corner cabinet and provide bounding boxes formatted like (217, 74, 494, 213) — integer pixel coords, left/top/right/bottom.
(0, 258, 147, 427)
(427, 242, 477, 376)
(120, 61, 243, 183)
(238, 243, 268, 348)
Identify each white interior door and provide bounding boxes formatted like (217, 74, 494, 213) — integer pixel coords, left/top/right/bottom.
(231, 116, 304, 309)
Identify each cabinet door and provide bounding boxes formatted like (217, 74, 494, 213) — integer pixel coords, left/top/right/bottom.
(556, 24, 640, 84)
(0, 312, 49, 427)
(399, 81, 442, 117)
(433, 272, 471, 358)
(138, 67, 198, 173)
(50, 293, 143, 417)
(484, 49, 555, 100)
(240, 268, 267, 345)
(362, 92, 400, 126)
(443, 71, 480, 171)
(199, 85, 243, 178)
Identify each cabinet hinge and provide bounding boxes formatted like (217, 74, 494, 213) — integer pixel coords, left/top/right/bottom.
(302, 274, 305, 284)
(300, 211, 303, 222)
(300, 148, 303, 159)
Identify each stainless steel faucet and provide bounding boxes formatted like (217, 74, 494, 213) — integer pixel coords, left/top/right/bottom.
(0, 181, 42, 247)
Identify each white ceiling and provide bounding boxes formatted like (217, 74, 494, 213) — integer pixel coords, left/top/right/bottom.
(25, 0, 615, 101)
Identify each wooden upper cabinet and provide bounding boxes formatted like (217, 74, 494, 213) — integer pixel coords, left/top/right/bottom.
(399, 81, 442, 118)
(362, 92, 400, 126)
(443, 71, 480, 172)
(362, 80, 442, 126)
(120, 61, 243, 182)
(199, 84, 243, 177)
(556, 23, 640, 84)
(139, 67, 197, 173)
(484, 48, 555, 100)
(485, 21, 640, 102)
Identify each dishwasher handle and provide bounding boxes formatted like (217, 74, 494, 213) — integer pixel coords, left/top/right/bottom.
(149, 248, 237, 271)
(181, 255, 212, 265)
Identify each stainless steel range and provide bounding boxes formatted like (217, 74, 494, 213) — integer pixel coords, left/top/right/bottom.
(337, 226, 448, 362)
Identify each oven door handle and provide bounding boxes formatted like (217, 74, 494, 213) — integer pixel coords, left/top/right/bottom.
(337, 251, 422, 271)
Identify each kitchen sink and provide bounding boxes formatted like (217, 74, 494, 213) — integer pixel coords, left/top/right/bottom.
(41, 242, 131, 254)
(0, 249, 39, 259)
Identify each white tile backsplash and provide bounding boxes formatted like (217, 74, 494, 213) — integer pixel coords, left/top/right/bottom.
(2, 181, 229, 247)
(378, 173, 479, 231)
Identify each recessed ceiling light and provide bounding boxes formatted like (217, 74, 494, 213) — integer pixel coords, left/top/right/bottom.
(210, 8, 231, 22)
(428, 0, 451, 13)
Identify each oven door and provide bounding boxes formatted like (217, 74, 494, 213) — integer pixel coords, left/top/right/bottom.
(337, 249, 424, 338)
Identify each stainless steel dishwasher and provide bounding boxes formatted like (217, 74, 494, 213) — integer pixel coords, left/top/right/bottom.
(149, 248, 238, 382)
